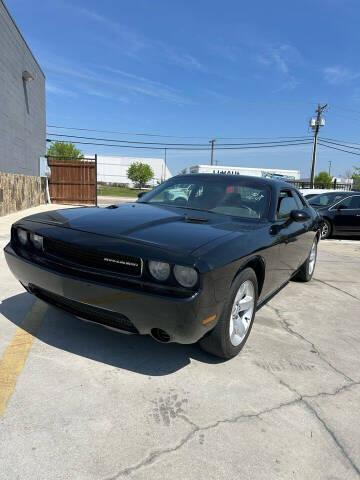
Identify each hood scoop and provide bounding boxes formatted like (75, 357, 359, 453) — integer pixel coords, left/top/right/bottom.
(106, 204, 119, 209)
(184, 214, 209, 224)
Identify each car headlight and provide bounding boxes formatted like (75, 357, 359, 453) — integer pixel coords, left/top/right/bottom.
(30, 233, 43, 250)
(173, 265, 198, 288)
(17, 228, 28, 246)
(148, 261, 170, 281)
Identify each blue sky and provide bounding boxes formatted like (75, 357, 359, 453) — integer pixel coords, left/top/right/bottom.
(7, 0, 360, 177)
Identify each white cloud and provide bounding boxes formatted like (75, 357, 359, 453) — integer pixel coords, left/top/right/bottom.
(46, 66, 191, 104)
(323, 66, 359, 85)
(256, 44, 302, 74)
(46, 83, 77, 97)
(80, 85, 129, 103)
(273, 76, 301, 92)
(76, 7, 203, 71)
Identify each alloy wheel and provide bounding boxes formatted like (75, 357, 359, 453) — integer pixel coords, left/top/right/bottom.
(229, 280, 255, 346)
(308, 241, 317, 275)
(321, 223, 329, 239)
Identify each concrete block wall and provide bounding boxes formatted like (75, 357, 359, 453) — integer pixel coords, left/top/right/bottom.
(0, 171, 46, 216)
(0, 0, 46, 177)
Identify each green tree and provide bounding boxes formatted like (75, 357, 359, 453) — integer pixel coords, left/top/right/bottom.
(314, 171, 332, 188)
(352, 167, 360, 191)
(47, 141, 83, 158)
(127, 162, 154, 188)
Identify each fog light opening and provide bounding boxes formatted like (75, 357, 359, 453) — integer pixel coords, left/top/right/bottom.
(151, 328, 171, 343)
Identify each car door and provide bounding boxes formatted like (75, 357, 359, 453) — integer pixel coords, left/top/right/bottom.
(292, 190, 315, 263)
(274, 190, 310, 283)
(330, 195, 360, 234)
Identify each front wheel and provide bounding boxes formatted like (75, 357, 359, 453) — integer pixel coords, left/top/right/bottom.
(199, 268, 258, 359)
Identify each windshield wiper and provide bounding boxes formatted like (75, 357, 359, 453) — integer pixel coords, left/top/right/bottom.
(143, 203, 215, 214)
(179, 206, 215, 214)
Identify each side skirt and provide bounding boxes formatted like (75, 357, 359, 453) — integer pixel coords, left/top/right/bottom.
(256, 280, 289, 311)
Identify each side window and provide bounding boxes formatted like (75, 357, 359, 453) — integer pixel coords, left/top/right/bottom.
(277, 191, 298, 219)
(349, 196, 360, 209)
(293, 191, 305, 209)
(334, 196, 353, 209)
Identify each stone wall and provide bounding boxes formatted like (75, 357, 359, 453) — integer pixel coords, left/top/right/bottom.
(0, 171, 46, 216)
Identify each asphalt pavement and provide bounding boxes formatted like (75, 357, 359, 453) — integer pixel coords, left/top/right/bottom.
(0, 205, 359, 479)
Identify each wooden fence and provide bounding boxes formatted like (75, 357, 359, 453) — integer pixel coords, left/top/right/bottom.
(47, 156, 97, 205)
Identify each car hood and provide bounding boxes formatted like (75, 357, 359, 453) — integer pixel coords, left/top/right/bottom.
(21, 203, 261, 254)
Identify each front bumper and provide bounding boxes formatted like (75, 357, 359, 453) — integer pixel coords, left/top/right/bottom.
(4, 244, 221, 344)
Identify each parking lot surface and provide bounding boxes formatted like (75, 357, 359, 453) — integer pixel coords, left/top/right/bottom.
(0, 205, 359, 479)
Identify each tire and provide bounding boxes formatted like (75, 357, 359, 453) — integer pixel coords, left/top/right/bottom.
(199, 268, 258, 359)
(321, 219, 332, 239)
(293, 237, 318, 282)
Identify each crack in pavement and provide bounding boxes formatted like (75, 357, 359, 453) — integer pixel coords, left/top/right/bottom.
(313, 278, 360, 302)
(105, 292, 359, 478)
(267, 304, 355, 383)
(105, 381, 360, 479)
(104, 398, 301, 479)
(303, 401, 360, 477)
(278, 378, 360, 477)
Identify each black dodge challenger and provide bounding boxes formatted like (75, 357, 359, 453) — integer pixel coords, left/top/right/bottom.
(4, 174, 321, 359)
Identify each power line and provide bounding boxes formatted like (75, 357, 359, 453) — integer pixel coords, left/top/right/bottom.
(318, 142, 360, 157)
(47, 124, 311, 141)
(327, 111, 360, 122)
(47, 133, 209, 147)
(320, 136, 360, 146)
(319, 138, 360, 151)
(47, 138, 313, 151)
(46, 132, 312, 147)
(331, 104, 360, 115)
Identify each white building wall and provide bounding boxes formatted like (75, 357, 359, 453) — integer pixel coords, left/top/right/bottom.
(188, 165, 300, 180)
(96, 156, 172, 187)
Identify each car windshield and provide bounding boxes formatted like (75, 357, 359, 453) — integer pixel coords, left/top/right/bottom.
(138, 177, 271, 219)
(309, 192, 347, 207)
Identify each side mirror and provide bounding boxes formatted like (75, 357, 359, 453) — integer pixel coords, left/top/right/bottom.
(290, 209, 311, 222)
(337, 204, 347, 210)
(137, 192, 146, 199)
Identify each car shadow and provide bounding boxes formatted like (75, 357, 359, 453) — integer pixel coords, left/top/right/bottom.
(329, 235, 360, 241)
(0, 292, 224, 376)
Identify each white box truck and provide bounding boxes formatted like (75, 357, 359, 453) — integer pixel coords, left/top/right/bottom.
(187, 164, 300, 180)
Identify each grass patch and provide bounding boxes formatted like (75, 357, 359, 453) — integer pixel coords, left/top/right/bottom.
(97, 186, 146, 197)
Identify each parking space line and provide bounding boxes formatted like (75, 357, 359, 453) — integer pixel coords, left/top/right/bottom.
(0, 299, 48, 416)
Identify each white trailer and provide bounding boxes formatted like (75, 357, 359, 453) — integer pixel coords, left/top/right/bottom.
(187, 164, 300, 180)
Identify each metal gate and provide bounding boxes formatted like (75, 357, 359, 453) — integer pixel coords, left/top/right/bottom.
(47, 155, 97, 205)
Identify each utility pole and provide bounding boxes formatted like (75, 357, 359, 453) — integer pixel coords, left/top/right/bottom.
(310, 103, 327, 188)
(328, 160, 332, 176)
(210, 139, 216, 165)
(164, 148, 167, 182)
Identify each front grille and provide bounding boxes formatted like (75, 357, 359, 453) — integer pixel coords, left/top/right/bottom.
(29, 285, 138, 333)
(43, 237, 142, 277)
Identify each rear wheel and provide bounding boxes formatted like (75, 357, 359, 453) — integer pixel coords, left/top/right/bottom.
(199, 268, 258, 359)
(321, 219, 332, 239)
(293, 237, 318, 282)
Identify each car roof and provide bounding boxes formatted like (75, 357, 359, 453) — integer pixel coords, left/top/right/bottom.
(173, 173, 295, 191)
(311, 191, 352, 196)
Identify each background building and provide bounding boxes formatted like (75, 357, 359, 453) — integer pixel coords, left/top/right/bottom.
(0, 0, 46, 215)
(186, 165, 300, 180)
(97, 156, 172, 187)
